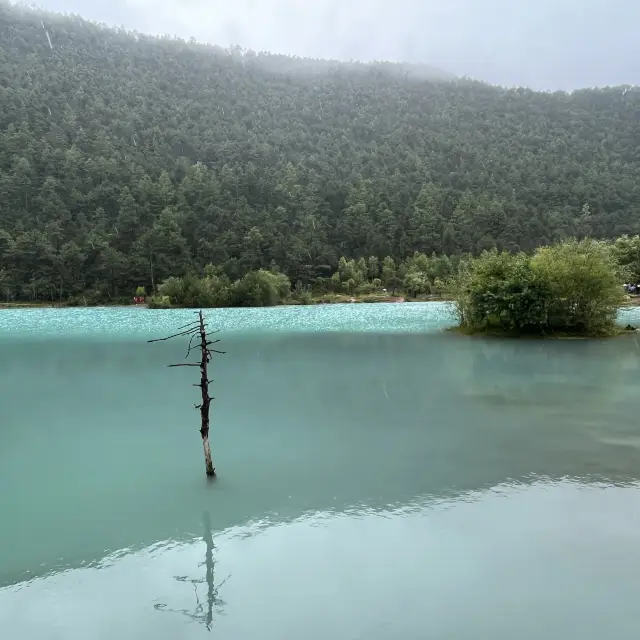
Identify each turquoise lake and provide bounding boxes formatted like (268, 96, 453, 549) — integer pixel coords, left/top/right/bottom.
(2, 302, 640, 639)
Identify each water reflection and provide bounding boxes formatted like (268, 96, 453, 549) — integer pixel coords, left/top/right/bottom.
(451, 332, 640, 408)
(3, 480, 640, 640)
(154, 512, 229, 631)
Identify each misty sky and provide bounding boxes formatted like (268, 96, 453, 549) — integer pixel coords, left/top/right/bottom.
(24, 0, 640, 90)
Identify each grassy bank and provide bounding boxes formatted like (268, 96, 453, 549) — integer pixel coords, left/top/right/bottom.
(0, 302, 57, 309)
(309, 293, 453, 304)
(308, 293, 407, 304)
(147, 292, 452, 308)
(1, 293, 449, 310)
(0, 301, 133, 310)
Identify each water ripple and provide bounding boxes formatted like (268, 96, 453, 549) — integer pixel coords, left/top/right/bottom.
(3, 303, 640, 341)
(0, 302, 455, 340)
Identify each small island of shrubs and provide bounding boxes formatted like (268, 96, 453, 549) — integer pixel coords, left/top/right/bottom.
(447, 238, 626, 337)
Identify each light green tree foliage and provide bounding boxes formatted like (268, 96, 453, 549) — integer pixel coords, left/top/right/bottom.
(403, 270, 431, 297)
(430, 253, 453, 280)
(343, 278, 357, 295)
(157, 264, 232, 307)
(333, 257, 367, 292)
(293, 280, 313, 304)
(401, 251, 455, 297)
(328, 252, 453, 297)
(231, 269, 291, 307)
(449, 239, 623, 336)
(403, 252, 432, 297)
(532, 239, 624, 334)
(449, 250, 549, 333)
(613, 235, 640, 282)
(381, 256, 398, 292)
(156, 267, 291, 308)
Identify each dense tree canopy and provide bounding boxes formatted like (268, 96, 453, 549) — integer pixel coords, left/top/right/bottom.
(1, 3, 640, 302)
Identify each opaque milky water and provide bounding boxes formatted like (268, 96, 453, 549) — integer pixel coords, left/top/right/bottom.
(2, 303, 640, 639)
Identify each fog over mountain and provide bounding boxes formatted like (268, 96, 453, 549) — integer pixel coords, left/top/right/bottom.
(17, 0, 639, 90)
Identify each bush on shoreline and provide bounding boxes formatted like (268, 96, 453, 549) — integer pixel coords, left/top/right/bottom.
(149, 267, 293, 308)
(448, 239, 625, 337)
(146, 252, 455, 308)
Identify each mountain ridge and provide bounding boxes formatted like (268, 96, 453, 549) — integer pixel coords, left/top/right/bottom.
(1, 1, 639, 302)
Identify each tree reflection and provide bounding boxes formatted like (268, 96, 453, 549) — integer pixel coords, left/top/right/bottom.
(154, 511, 229, 631)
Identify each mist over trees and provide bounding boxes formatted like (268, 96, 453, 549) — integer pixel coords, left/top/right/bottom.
(1, 3, 640, 303)
(32, 0, 640, 90)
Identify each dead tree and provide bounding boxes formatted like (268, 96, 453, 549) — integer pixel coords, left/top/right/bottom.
(148, 310, 224, 477)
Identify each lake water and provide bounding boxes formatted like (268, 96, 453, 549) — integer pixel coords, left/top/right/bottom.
(3, 303, 640, 639)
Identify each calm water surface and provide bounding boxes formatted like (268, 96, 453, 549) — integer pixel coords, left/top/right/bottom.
(2, 303, 640, 639)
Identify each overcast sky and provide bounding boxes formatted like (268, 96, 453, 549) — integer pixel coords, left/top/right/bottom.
(24, 0, 640, 90)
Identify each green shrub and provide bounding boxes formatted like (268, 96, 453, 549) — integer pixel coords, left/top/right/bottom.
(532, 238, 624, 335)
(293, 280, 313, 304)
(612, 235, 640, 283)
(403, 271, 431, 298)
(357, 282, 377, 295)
(147, 295, 173, 309)
(157, 276, 183, 301)
(231, 269, 291, 307)
(154, 269, 291, 308)
(157, 273, 231, 307)
(448, 239, 623, 336)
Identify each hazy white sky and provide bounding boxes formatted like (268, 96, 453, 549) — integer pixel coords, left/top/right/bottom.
(24, 0, 640, 89)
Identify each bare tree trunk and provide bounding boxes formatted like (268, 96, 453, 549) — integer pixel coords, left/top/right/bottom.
(198, 310, 215, 476)
(202, 435, 214, 476)
(148, 310, 224, 478)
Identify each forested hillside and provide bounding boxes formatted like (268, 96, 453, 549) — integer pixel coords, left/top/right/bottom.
(1, 2, 640, 302)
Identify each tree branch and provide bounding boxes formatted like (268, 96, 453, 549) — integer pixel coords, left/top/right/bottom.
(148, 327, 199, 343)
(185, 332, 199, 358)
(174, 320, 201, 331)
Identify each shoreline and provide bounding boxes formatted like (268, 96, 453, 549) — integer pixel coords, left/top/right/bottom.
(0, 295, 451, 310)
(3, 294, 640, 312)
